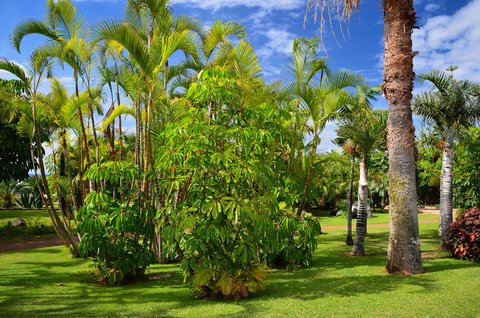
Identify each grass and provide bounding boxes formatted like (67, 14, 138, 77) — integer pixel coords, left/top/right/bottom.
(0, 209, 52, 227)
(0, 209, 56, 239)
(1, 218, 479, 317)
(318, 210, 439, 227)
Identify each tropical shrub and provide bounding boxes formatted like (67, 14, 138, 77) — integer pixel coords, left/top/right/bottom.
(15, 179, 43, 209)
(77, 161, 156, 285)
(454, 128, 480, 208)
(154, 69, 321, 298)
(450, 208, 480, 262)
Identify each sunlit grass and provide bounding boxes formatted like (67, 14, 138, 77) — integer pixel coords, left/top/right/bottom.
(1, 219, 479, 317)
(0, 209, 51, 227)
(318, 210, 438, 227)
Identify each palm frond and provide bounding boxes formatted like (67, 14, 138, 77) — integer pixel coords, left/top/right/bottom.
(0, 58, 28, 84)
(11, 19, 59, 53)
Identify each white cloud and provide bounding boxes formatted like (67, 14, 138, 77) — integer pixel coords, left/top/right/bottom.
(413, 0, 480, 81)
(172, 0, 303, 11)
(257, 29, 295, 59)
(424, 3, 441, 13)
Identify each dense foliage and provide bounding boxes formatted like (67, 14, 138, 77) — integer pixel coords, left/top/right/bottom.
(454, 128, 480, 209)
(77, 161, 156, 285)
(450, 208, 480, 262)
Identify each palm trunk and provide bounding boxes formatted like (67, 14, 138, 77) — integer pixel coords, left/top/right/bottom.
(352, 158, 368, 255)
(87, 87, 100, 167)
(384, 0, 423, 274)
(31, 98, 80, 256)
(439, 127, 454, 248)
(74, 71, 90, 196)
(115, 66, 123, 161)
(301, 133, 319, 211)
(346, 157, 355, 246)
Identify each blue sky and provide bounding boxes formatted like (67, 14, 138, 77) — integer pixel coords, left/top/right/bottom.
(0, 0, 478, 150)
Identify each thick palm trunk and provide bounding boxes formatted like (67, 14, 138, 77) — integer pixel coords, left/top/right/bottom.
(346, 157, 355, 245)
(384, 0, 423, 274)
(439, 127, 454, 248)
(352, 158, 368, 255)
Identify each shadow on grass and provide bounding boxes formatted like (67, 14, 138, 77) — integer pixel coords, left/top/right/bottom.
(2, 221, 479, 318)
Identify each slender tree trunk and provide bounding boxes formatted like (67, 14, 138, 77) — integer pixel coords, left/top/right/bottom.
(439, 127, 454, 248)
(384, 0, 423, 274)
(346, 157, 355, 246)
(115, 66, 123, 161)
(31, 98, 80, 256)
(74, 72, 90, 196)
(301, 133, 319, 211)
(352, 158, 368, 255)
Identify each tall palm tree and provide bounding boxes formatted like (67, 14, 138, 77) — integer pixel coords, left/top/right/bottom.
(413, 70, 480, 248)
(12, 0, 93, 196)
(307, 0, 423, 274)
(337, 110, 387, 256)
(0, 56, 80, 255)
(95, 0, 200, 193)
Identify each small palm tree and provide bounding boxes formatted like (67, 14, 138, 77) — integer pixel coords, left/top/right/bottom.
(337, 110, 388, 256)
(0, 56, 80, 255)
(414, 69, 480, 248)
(288, 37, 367, 209)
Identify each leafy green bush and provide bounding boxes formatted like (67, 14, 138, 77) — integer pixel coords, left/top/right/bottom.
(0, 219, 55, 236)
(77, 162, 156, 285)
(454, 128, 480, 208)
(450, 208, 480, 262)
(154, 69, 321, 299)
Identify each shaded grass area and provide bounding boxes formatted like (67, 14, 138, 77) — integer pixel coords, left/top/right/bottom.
(1, 221, 479, 317)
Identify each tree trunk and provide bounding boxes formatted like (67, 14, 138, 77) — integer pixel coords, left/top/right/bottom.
(384, 0, 423, 274)
(352, 158, 368, 255)
(439, 126, 454, 248)
(346, 157, 355, 246)
(301, 133, 319, 211)
(74, 71, 90, 196)
(115, 66, 123, 161)
(31, 98, 80, 256)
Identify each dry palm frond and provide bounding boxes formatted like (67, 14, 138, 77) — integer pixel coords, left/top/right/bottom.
(304, 0, 360, 51)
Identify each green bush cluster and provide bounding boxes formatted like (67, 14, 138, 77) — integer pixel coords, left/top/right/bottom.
(0, 219, 55, 236)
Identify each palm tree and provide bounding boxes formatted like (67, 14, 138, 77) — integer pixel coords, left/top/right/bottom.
(288, 37, 366, 209)
(12, 0, 93, 196)
(94, 0, 200, 193)
(306, 0, 423, 274)
(0, 56, 80, 255)
(413, 70, 480, 248)
(337, 110, 387, 256)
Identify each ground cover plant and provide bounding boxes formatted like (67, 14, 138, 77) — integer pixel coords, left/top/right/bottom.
(1, 220, 480, 317)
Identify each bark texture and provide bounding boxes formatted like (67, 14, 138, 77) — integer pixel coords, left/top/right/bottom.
(346, 158, 355, 246)
(384, 0, 423, 274)
(439, 127, 454, 248)
(352, 159, 368, 255)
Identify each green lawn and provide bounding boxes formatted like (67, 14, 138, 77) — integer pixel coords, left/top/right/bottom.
(318, 210, 439, 227)
(0, 209, 57, 239)
(0, 209, 52, 227)
(1, 218, 479, 317)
